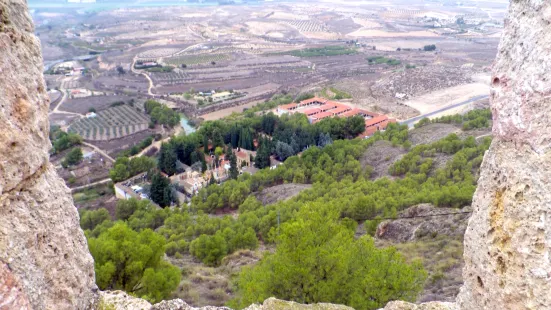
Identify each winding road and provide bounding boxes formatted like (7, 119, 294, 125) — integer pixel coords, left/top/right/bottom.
(400, 95, 490, 128)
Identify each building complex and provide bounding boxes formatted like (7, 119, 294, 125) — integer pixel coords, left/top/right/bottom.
(277, 97, 396, 137)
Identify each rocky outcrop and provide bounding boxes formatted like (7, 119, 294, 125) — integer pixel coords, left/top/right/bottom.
(376, 204, 470, 242)
(456, 1, 551, 308)
(0, 0, 97, 309)
(379, 301, 457, 310)
(383, 0, 551, 309)
(99, 292, 352, 310)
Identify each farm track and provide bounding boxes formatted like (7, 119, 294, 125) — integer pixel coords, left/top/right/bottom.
(82, 142, 115, 162)
(70, 177, 112, 192)
(131, 57, 156, 96)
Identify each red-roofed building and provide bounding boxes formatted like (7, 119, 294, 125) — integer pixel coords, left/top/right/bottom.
(298, 97, 327, 107)
(302, 107, 322, 116)
(340, 108, 360, 118)
(360, 116, 397, 138)
(319, 103, 338, 112)
(330, 105, 352, 116)
(356, 109, 380, 118)
(310, 111, 335, 123)
(277, 103, 298, 115)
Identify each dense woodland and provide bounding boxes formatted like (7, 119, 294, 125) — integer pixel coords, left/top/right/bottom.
(80, 102, 493, 306)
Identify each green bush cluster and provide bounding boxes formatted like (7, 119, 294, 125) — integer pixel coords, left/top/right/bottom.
(414, 108, 492, 130)
(144, 100, 180, 128)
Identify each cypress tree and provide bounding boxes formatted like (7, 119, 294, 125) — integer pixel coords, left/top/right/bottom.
(229, 151, 239, 179)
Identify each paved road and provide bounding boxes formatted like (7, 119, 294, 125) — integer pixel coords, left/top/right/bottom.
(400, 95, 490, 128)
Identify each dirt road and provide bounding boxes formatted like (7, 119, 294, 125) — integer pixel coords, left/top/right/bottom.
(70, 178, 111, 192)
(82, 142, 115, 162)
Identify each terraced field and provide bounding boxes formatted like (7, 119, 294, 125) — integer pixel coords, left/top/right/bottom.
(68, 105, 150, 141)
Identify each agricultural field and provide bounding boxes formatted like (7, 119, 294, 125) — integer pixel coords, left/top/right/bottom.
(68, 105, 150, 141)
(283, 20, 328, 33)
(137, 48, 181, 59)
(164, 54, 231, 66)
(61, 95, 137, 114)
(282, 46, 358, 57)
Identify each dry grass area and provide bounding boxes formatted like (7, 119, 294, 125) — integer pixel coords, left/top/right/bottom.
(199, 99, 265, 121)
(360, 140, 407, 179)
(254, 183, 313, 206)
(408, 123, 461, 146)
(168, 250, 264, 307)
(375, 204, 470, 302)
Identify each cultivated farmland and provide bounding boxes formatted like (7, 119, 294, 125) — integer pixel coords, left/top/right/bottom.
(164, 54, 230, 66)
(68, 105, 150, 141)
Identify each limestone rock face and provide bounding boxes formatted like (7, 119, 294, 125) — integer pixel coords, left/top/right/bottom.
(379, 301, 457, 310)
(456, 1, 551, 308)
(99, 291, 153, 310)
(99, 294, 351, 310)
(243, 298, 354, 310)
(0, 0, 97, 309)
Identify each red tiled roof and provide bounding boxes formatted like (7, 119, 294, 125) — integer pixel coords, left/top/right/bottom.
(340, 108, 360, 118)
(313, 111, 334, 120)
(299, 97, 327, 106)
(302, 107, 321, 116)
(330, 106, 352, 115)
(280, 103, 298, 110)
(357, 109, 380, 118)
(365, 115, 388, 127)
(319, 103, 338, 111)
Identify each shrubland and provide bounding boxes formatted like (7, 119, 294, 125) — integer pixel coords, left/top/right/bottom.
(82, 105, 492, 307)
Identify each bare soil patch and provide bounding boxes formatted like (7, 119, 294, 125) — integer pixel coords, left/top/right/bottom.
(403, 82, 489, 115)
(360, 140, 407, 179)
(61, 95, 137, 114)
(88, 129, 156, 157)
(254, 183, 312, 205)
(168, 249, 266, 307)
(49, 113, 81, 127)
(409, 123, 461, 146)
(375, 204, 471, 303)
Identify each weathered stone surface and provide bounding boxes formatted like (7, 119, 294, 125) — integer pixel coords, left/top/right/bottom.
(0, 0, 51, 195)
(99, 291, 152, 310)
(152, 299, 230, 310)
(378, 301, 457, 310)
(0, 0, 97, 309)
(376, 204, 470, 242)
(244, 298, 354, 310)
(455, 0, 551, 309)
